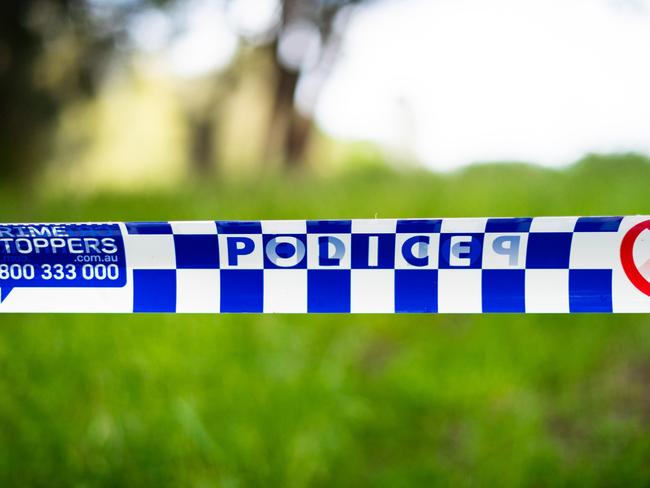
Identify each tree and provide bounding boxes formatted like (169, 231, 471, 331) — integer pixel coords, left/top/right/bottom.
(0, 0, 372, 183)
(0, 0, 172, 184)
(230, 0, 369, 170)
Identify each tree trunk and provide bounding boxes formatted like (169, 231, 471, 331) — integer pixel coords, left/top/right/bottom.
(188, 113, 215, 179)
(266, 45, 311, 170)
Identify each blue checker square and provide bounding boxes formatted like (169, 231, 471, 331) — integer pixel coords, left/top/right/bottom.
(220, 270, 263, 312)
(574, 216, 622, 232)
(133, 269, 176, 312)
(307, 270, 350, 312)
(263, 234, 307, 269)
(439, 233, 484, 269)
(216, 221, 262, 234)
(351, 233, 395, 269)
(486, 217, 532, 233)
(307, 220, 352, 234)
(526, 233, 572, 269)
(174, 235, 220, 269)
(395, 270, 438, 313)
(396, 219, 442, 233)
(126, 222, 172, 235)
(569, 269, 613, 313)
(482, 270, 525, 313)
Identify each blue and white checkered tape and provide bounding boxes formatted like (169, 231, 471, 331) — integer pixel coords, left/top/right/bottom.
(1, 216, 649, 313)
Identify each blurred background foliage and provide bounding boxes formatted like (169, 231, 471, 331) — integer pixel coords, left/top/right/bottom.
(0, 0, 649, 486)
(1, 0, 372, 188)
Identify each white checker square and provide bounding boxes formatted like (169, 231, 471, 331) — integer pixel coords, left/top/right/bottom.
(218, 234, 263, 269)
(395, 233, 440, 269)
(125, 234, 176, 268)
(525, 269, 569, 312)
(619, 215, 650, 234)
(307, 233, 351, 269)
(570, 232, 620, 269)
(263, 269, 307, 313)
(176, 269, 220, 313)
(265, 236, 306, 268)
(440, 218, 487, 233)
(529, 217, 578, 233)
(438, 269, 482, 313)
(351, 269, 394, 313)
(612, 268, 650, 313)
(351, 219, 397, 233)
(170, 221, 217, 234)
(261, 220, 307, 234)
(482, 233, 528, 269)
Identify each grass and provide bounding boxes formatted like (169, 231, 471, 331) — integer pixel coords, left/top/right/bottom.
(0, 153, 649, 486)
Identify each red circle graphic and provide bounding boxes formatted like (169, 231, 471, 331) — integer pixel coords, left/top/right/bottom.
(620, 219, 650, 297)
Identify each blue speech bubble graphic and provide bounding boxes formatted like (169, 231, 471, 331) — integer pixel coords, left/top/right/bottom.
(0, 223, 126, 302)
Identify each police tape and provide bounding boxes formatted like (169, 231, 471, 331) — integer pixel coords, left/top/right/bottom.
(0, 217, 649, 313)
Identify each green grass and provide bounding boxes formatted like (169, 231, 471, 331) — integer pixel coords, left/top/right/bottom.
(1, 154, 649, 486)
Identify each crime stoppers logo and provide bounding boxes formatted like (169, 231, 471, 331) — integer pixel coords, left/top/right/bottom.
(621, 219, 650, 296)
